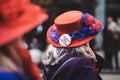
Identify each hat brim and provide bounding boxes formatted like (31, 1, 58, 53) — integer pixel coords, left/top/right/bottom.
(0, 4, 48, 46)
(47, 25, 97, 48)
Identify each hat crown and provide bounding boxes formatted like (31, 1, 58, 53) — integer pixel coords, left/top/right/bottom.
(0, 0, 30, 24)
(55, 11, 83, 35)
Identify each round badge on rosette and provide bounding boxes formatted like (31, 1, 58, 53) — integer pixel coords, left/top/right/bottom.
(59, 34, 72, 47)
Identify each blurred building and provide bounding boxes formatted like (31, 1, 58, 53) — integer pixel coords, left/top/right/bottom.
(106, 0, 120, 21)
(32, 0, 96, 26)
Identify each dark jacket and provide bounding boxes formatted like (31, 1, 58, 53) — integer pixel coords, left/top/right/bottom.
(103, 30, 120, 50)
(44, 53, 102, 80)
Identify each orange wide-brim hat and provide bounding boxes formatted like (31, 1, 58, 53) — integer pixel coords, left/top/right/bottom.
(47, 10, 103, 48)
(0, 0, 48, 46)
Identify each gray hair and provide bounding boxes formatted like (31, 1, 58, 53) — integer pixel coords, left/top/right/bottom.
(42, 44, 92, 65)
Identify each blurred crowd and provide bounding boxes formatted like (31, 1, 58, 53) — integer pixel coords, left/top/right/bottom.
(103, 17, 120, 71)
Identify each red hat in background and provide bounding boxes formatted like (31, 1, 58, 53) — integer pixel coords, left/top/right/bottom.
(47, 10, 103, 48)
(0, 0, 48, 46)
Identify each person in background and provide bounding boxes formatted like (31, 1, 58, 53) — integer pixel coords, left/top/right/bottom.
(24, 25, 47, 51)
(29, 37, 40, 49)
(104, 17, 119, 70)
(0, 0, 48, 80)
(42, 10, 104, 80)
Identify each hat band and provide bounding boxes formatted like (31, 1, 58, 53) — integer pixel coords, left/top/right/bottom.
(50, 13, 104, 44)
(50, 25, 104, 44)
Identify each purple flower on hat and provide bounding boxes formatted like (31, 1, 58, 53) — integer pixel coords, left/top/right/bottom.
(50, 27, 60, 43)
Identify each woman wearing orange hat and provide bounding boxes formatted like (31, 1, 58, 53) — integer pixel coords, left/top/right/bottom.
(42, 10, 104, 80)
(0, 0, 48, 80)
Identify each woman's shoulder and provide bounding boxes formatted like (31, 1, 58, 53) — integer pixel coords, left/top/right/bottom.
(55, 57, 94, 73)
(64, 57, 93, 67)
(51, 57, 100, 80)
